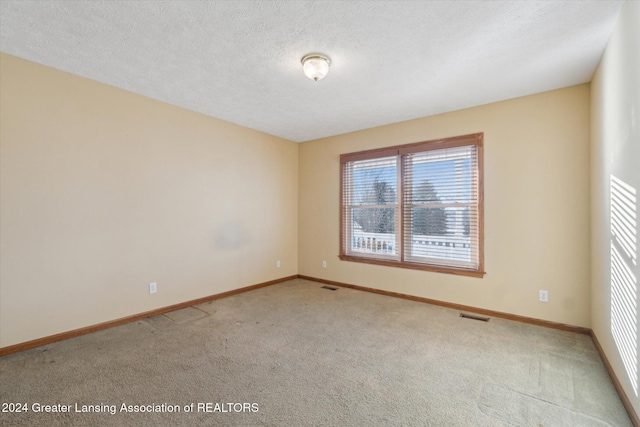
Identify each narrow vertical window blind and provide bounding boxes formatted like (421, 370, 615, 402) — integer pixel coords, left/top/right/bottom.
(340, 133, 484, 277)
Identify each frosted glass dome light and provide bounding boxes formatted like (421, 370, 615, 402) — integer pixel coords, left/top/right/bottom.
(302, 54, 330, 81)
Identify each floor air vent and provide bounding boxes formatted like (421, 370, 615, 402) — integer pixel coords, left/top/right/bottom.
(321, 286, 338, 291)
(460, 313, 490, 322)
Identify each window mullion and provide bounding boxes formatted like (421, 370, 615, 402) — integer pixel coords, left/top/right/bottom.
(398, 154, 411, 262)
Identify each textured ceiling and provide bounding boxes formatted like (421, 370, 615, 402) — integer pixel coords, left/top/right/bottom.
(0, 0, 624, 142)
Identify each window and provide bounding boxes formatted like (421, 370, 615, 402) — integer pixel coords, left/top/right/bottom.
(340, 133, 484, 277)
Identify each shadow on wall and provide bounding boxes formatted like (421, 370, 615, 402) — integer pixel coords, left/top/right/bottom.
(610, 174, 638, 396)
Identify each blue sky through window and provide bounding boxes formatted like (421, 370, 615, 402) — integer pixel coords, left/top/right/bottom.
(353, 158, 472, 204)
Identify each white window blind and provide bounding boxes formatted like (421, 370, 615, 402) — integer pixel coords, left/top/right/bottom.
(340, 133, 484, 277)
(402, 145, 480, 270)
(342, 155, 400, 261)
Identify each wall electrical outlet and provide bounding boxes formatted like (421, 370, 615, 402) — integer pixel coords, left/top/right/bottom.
(322, 260, 327, 269)
(539, 290, 548, 302)
(276, 260, 281, 268)
(149, 282, 157, 294)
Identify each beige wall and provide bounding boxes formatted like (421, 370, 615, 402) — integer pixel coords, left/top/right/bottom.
(591, 0, 640, 414)
(0, 53, 299, 348)
(299, 84, 591, 327)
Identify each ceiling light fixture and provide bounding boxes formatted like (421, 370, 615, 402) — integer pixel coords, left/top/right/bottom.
(301, 54, 330, 81)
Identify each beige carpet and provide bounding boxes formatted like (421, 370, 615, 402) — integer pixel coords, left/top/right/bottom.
(0, 278, 632, 426)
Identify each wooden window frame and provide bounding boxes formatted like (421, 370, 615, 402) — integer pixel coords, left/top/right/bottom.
(339, 133, 485, 278)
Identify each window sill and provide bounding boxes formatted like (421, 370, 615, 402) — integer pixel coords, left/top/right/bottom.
(338, 255, 485, 278)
